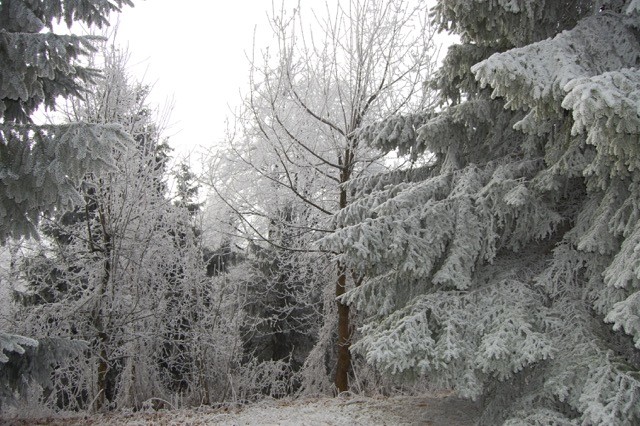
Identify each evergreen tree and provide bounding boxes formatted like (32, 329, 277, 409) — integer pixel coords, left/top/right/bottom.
(0, 0, 133, 242)
(174, 162, 202, 216)
(0, 0, 133, 411)
(236, 205, 324, 394)
(322, 0, 640, 423)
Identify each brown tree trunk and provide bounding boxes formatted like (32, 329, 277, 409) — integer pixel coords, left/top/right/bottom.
(335, 261, 350, 393)
(334, 170, 351, 393)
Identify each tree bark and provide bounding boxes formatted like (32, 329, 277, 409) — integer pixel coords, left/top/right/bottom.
(335, 260, 350, 393)
(334, 168, 351, 393)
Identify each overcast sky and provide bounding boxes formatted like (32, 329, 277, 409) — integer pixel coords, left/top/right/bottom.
(113, 1, 451, 167)
(115, 1, 279, 164)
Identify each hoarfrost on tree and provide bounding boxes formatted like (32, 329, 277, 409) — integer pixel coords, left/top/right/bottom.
(322, 0, 640, 424)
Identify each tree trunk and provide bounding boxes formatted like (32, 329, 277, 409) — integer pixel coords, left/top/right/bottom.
(335, 261, 350, 393)
(334, 173, 351, 393)
(94, 205, 112, 410)
(96, 332, 109, 410)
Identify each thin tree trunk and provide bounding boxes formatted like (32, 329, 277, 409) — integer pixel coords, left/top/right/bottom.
(94, 206, 112, 410)
(96, 333, 109, 410)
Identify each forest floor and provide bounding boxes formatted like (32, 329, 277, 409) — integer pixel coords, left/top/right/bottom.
(2, 392, 480, 425)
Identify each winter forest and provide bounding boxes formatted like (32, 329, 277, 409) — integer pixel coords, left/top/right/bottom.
(1, 0, 640, 424)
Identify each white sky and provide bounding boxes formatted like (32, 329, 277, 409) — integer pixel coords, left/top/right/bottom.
(114, 1, 280, 165)
(113, 1, 453, 167)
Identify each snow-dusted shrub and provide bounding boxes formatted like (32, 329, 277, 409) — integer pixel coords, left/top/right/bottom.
(229, 359, 297, 403)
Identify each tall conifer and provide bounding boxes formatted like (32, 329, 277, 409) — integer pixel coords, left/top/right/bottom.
(324, 1, 640, 423)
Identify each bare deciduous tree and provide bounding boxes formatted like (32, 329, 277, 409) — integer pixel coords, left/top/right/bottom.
(5, 39, 243, 412)
(206, 0, 437, 393)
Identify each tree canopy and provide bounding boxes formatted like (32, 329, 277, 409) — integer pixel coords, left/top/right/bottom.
(322, 0, 640, 423)
(0, 0, 133, 242)
(3, 0, 640, 423)
(206, 0, 437, 393)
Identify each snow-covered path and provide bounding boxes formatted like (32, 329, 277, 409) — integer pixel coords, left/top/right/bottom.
(3, 394, 479, 425)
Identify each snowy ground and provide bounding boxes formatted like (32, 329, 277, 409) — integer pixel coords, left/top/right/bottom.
(2, 393, 480, 425)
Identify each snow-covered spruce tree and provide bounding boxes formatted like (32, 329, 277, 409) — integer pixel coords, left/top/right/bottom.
(320, 0, 640, 424)
(0, 0, 134, 242)
(206, 0, 436, 393)
(207, 147, 330, 396)
(236, 218, 324, 395)
(174, 162, 203, 216)
(0, 0, 133, 412)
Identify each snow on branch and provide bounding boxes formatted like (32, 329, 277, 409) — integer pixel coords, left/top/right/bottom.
(472, 14, 640, 116)
(563, 68, 640, 174)
(0, 123, 133, 241)
(0, 332, 38, 364)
